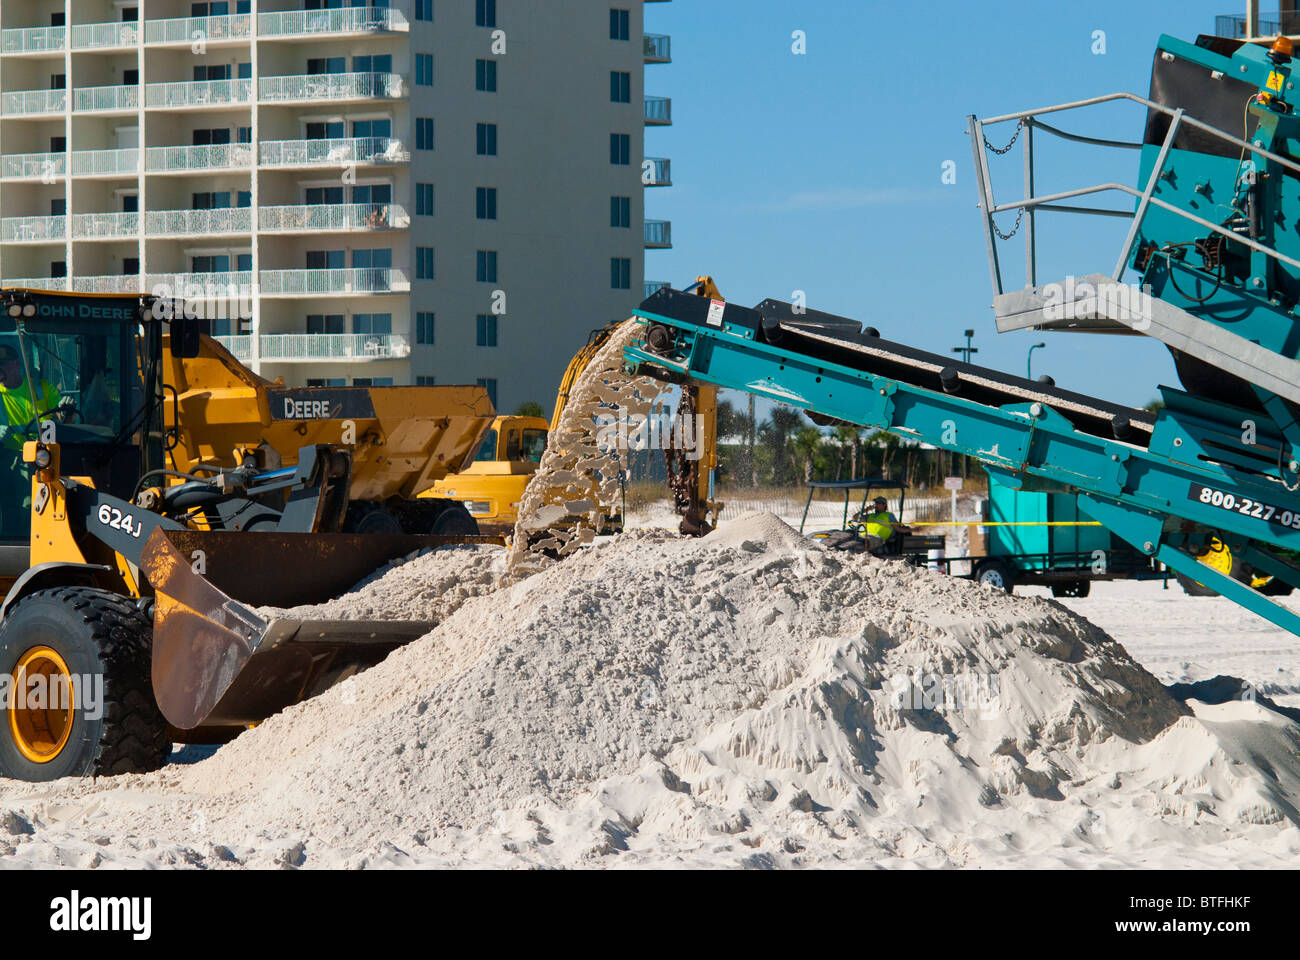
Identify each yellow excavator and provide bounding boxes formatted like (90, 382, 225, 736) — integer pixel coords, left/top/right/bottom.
(424, 276, 724, 537)
(0, 289, 499, 781)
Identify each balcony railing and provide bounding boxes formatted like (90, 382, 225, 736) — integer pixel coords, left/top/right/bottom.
(258, 72, 405, 103)
(146, 208, 253, 236)
(259, 268, 409, 296)
(644, 33, 671, 63)
(71, 275, 144, 294)
(259, 203, 409, 233)
(1, 25, 66, 54)
(644, 280, 670, 299)
(211, 335, 252, 362)
(258, 137, 408, 167)
(148, 272, 254, 298)
(259, 332, 410, 362)
(145, 78, 252, 109)
(70, 148, 140, 177)
(146, 142, 253, 172)
(1, 216, 67, 243)
(644, 96, 672, 125)
(5, 277, 69, 291)
(1, 89, 68, 116)
(1215, 14, 1286, 38)
(73, 84, 141, 113)
(644, 157, 671, 186)
(644, 219, 672, 248)
(71, 212, 140, 239)
(145, 13, 251, 45)
(258, 6, 409, 38)
(1, 152, 66, 180)
(70, 21, 140, 49)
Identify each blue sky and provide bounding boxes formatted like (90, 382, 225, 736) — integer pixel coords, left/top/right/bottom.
(642, 0, 1235, 412)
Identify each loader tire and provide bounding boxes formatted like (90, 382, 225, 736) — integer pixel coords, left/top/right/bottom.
(0, 587, 170, 782)
(430, 500, 481, 536)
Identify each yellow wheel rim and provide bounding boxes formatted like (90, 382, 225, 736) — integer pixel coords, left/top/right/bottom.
(1197, 538, 1234, 576)
(8, 646, 74, 764)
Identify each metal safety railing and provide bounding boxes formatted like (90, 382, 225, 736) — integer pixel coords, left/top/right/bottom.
(144, 13, 252, 45)
(969, 91, 1300, 298)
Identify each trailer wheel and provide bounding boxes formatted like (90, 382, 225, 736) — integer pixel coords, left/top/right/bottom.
(1051, 580, 1091, 599)
(0, 587, 170, 781)
(974, 559, 1014, 593)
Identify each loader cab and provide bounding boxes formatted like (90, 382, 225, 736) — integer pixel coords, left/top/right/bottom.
(0, 290, 189, 573)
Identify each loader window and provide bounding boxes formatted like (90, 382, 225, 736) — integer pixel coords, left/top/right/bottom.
(505, 430, 520, 461)
(473, 428, 498, 462)
(521, 428, 546, 463)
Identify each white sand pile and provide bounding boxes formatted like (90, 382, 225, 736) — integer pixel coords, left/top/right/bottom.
(2, 513, 1300, 869)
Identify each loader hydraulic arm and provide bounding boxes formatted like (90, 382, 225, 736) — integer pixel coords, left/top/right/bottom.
(626, 288, 1300, 638)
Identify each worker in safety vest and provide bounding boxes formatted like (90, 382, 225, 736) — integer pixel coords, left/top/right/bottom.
(0, 343, 60, 453)
(859, 496, 912, 552)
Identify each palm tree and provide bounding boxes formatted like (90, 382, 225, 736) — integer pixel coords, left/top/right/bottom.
(833, 424, 862, 480)
(793, 426, 824, 483)
(762, 407, 804, 484)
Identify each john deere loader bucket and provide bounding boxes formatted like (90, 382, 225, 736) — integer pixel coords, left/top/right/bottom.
(141, 527, 499, 731)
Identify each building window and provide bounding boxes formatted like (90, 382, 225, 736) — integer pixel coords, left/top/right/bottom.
(475, 0, 496, 28)
(51, 261, 67, 278)
(414, 0, 433, 22)
(476, 314, 498, 347)
(417, 376, 436, 386)
(477, 378, 498, 407)
(353, 313, 393, 335)
(351, 54, 392, 73)
(417, 312, 435, 344)
(415, 53, 434, 86)
(416, 183, 435, 216)
(50, 136, 66, 152)
(416, 117, 434, 150)
(476, 187, 497, 220)
(354, 377, 395, 387)
(610, 196, 631, 228)
(123, 257, 140, 276)
(308, 378, 347, 387)
(416, 247, 435, 280)
(610, 71, 631, 104)
(476, 123, 498, 156)
(610, 133, 630, 165)
(307, 314, 346, 334)
(611, 257, 631, 290)
(476, 250, 498, 283)
(476, 59, 497, 92)
(610, 8, 630, 41)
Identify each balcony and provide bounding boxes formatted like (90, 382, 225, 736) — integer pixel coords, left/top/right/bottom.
(259, 333, 410, 362)
(644, 220, 672, 249)
(146, 143, 253, 173)
(148, 272, 254, 299)
(259, 268, 409, 296)
(211, 335, 252, 362)
(145, 208, 253, 237)
(145, 78, 253, 110)
(1, 89, 67, 116)
(70, 275, 144, 294)
(1215, 14, 1285, 38)
(644, 281, 669, 299)
(5, 277, 69, 291)
(1, 25, 66, 55)
(144, 13, 251, 46)
(258, 72, 405, 104)
(644, 96, 672, 125)
(70, 148, 140, 177)
(71, 211, 140, 239)
(0, 216, 67, 243)
(644, 33, 671, 63)
(258, 137, 408, 168)
(644, 157, 671, 186)
(73, 84, 140, 114)
(70, 21, 140, 50)
(258, 6, 409, 38)
(1, 152, 66, 180)
(259, 203, 409, 234)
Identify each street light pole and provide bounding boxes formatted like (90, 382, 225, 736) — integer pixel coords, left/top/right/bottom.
(952, 329, 978, 364)
(1027, 341, 1046, 380)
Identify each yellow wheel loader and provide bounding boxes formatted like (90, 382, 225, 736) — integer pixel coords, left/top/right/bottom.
(0, 289, 499, 781)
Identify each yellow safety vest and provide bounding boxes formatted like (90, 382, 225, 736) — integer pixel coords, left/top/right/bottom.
(863, 510, 895, 540)
(0, 380, 60, 451)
